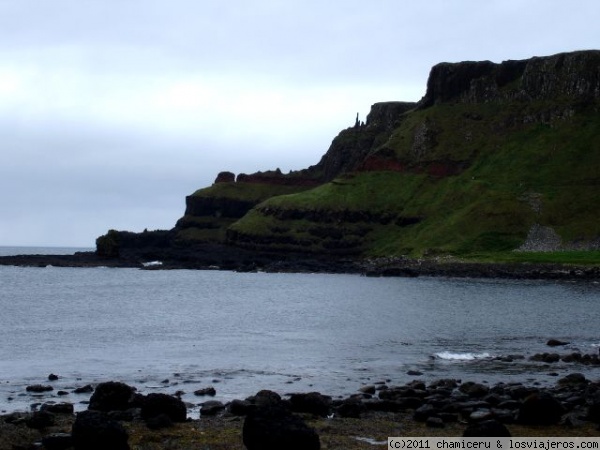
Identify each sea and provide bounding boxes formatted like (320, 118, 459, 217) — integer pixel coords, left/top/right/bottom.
(0, 246, 599, 415)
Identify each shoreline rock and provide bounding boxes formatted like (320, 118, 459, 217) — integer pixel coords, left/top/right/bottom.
(0, 250, 599, 281)
(2, 374, 600, 449)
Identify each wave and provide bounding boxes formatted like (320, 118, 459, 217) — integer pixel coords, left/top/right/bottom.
(434, 351, 492, 361)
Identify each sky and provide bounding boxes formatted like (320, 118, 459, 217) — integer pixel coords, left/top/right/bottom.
(1, 0, 599, 247)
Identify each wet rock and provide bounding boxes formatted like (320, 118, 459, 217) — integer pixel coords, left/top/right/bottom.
(469, 409, 493, 422)
(48, 373, 59, 381)
(463, 419, 511, 437)
(289, 392, 332, 417)
(72, 410, 129, 450)
(359, 385, 376, 395)
(73, 384, 94, 394)
(558, 373, 588, 386)
(243, 404, 320, 450)
(459, 382, 489, 398)
(194, 387, 216, 396)
(229, 399, 253, 416)
(407, 370, 423, 376)
(140, 393, 187, 423)
(200, 400, 226, 416)
(246, 390, 282, 408)
(41, 402, 75, 414)
(26, 384, 54, 393)
(530, 352, 560, 363)
(517, 392, 565, 425)
(547, 339, 569, 347)
(88, 381, 135, 412)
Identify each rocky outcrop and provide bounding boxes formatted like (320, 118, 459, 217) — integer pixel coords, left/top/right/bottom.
(309, 101, 416, 181)
(419, 50, 600, 107)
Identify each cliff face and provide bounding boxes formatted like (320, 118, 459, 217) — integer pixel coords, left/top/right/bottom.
(97, 50, 600, 262)
(419, 50, 600, 106)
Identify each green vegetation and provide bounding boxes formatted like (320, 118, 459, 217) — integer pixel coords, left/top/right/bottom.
(190, 181, 310, 203)
(226, 101, 600, 262)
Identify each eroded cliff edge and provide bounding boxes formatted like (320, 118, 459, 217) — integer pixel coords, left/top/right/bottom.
(90, 50, 600, 275)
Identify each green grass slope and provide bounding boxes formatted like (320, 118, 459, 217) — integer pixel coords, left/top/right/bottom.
(227, 100, 600, 261)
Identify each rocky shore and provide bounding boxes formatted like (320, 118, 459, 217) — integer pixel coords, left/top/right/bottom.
(1, 247, 599, 281)
(2, 370, 600, 449)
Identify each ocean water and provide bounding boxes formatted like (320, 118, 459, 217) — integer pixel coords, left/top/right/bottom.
(0, 246, 599, 415)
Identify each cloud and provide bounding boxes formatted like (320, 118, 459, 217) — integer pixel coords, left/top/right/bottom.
(0, 0, 599, 246)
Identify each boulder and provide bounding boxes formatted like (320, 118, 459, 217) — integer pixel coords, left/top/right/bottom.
(140, 393, 187, 422)
(517, 392, 566, 425)
(243, 404, 320, 450)
(41, 402, 75, 414)
(459, 382, 490, 398)
(26, 384, 54, 393)
(335, 398, 365, 418)
(200, 400, 226, 416)
(547, 339, 570, 347)
(71, 410, 129, 450)
(194, 387, 217, 396)
(289, 392, 332, 417)
(88, 381, 135, 412)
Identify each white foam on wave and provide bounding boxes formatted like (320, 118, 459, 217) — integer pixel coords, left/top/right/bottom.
(142, 261, 163, 267)
(435, 351, 491, 361)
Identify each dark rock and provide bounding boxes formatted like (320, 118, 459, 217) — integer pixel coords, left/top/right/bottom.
(41, 402, 75, 414)
(530, 352, 560, 363)
(243, 405, 320, 450)
(547, 339, 570, 346)
(246, 390, 283, 408)
(48, 373, 59, 381)
(214, 171, 236, 183)
(517, 392, 565, 425)
(463, 419, 512, 437)
(74, 384, 94, 394)
(459, 382, 490, 398)
(336, 398, 365, 418)
(26, 410, 55, 429)
(407, 370, 423, 376)
(426, 416, 445, 428)
(413, 404, 437, 422)
(359, 385, 376, 395)
(26, 384, 54, 393)
(72, 410, 130, 450)
(469, 409, 493, 422)
(42, 432, 74, 450)
(194, 387, 216, 396)
(200, 400, 226, 416)
(438, 412, 459, 423)
(88, 381, 135, 412)
(107, 409, 138, 422)
(229, 399, 253, 416)
(145, 413, 174, 430)
(558, 373, 588, 386)
(140, 393, 187, 422)
(289, 392, 332, 417)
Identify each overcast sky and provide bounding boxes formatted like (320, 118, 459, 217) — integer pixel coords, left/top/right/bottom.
(1, 0, 598, 247)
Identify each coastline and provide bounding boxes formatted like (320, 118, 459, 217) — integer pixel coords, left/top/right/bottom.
(1, 372, 599, 449)
(0, 250, 599, 281)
